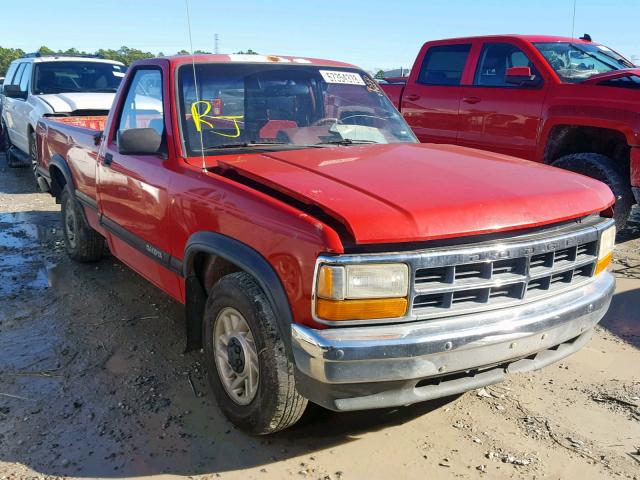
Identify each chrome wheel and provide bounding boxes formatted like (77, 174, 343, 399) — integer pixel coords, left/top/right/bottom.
(65, 205, 77, 249)
(213, 307, 259, 405)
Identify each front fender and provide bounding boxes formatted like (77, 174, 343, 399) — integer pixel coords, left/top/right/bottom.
(183, 231, 295, 357)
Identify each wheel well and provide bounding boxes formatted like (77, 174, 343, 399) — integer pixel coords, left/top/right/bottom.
(49, 165, 66, 199)
(184, 252, 243, 352)
(193, 252, 242, 293)
(544, 125, 630, 172)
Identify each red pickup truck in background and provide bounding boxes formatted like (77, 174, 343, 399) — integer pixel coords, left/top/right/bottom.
(381, 35, 640, 229)
(36, 53, 616, 434)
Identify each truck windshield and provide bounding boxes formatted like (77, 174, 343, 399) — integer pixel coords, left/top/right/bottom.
(177, 63, 417, 155)
(533, 42, 635, 83)
(33, 61, 126, 94)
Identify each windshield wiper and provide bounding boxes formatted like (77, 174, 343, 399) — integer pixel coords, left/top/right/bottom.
(202, 141, 319, 152)
(315, 139, 380, 146)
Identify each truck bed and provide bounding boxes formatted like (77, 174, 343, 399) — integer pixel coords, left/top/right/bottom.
(380, 82, 405, 109)
(36, 115, 107, 214)
(46, 115, 108, 132)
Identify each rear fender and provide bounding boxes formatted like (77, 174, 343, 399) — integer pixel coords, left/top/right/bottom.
(49, 153, 75, 199)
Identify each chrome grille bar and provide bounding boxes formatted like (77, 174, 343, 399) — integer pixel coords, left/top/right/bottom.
(314, 216, 613, 326)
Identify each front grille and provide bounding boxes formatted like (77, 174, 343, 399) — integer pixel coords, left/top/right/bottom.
(409, 218, 608, 320)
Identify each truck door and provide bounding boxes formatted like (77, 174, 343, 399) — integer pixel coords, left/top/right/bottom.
(97, 64, 181, 300)
(3, 62, 28, 152)
(11, 62, 33, 154)
(457, 41, 548, 161)
(400, 43, 472, 144)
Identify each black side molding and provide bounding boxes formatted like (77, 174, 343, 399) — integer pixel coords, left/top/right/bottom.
(99, 215, 183, 276)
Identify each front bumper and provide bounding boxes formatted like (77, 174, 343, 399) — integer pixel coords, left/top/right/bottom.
(292, 272, 614, 411)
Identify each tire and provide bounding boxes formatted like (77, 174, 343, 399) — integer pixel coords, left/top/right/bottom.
(203, 272, 307, 434)
(6, 148, 20, 168)
(29, 130, 40, 186)
(552, 152, 633, 230)
(0, 120, 9, 153)
(60, 186, 105, 262)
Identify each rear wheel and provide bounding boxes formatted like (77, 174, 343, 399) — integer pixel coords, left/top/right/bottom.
(60, 186, 105, 262)
(203, 272, 307, 434)
(552, 152, 633, 230)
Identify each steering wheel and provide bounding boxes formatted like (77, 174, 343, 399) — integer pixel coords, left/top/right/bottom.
(340, 114, 389, 124)
(311, 117, 341, 127)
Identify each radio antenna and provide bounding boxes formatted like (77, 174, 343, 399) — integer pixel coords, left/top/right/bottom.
(571, 0, 577, 38)
(184, 0, 207, 172)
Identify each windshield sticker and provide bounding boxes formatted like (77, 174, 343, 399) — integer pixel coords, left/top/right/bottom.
(319, 70, 366, 86)
(190, 101, 242, 138)
(362, 75, 384, 95)
(113, 72, 126, 77)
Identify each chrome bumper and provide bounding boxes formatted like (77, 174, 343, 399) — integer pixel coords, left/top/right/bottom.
(292, 272, 614, 410)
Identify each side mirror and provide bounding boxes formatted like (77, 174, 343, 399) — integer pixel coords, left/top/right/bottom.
(3, 84, 28, 100)
(117, 128, 163, 155)
(505, 66, 541, 87)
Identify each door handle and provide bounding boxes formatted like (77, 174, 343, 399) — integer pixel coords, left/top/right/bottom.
(462, 96, 481, 104)
(405, 94, 420, 101)
(103, 153, 113, 166)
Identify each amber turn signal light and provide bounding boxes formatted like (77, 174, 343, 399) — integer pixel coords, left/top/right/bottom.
(594, 252, 612, 275)
(316, 297, 408, 321)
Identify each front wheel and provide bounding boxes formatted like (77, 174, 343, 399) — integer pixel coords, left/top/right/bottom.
(552, 152, 633, 230)
(29, 130, 41, 188)
(204, 272, 307, 434)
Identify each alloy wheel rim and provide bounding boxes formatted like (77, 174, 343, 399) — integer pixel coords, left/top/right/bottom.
(213, 307, 259, 405)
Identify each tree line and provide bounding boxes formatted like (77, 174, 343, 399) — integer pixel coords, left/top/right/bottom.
(0, 46, 259, 77)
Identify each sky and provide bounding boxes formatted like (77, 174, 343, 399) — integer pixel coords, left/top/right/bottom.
(1, 0, 638, 71)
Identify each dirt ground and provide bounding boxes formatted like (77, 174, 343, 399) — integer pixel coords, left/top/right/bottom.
(0, 151, 638, 480)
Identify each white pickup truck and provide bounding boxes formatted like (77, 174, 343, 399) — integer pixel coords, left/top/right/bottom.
(1, 54, 125, 181)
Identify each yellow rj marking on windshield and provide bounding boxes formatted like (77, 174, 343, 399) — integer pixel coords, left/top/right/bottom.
(190, 101, 243, 138)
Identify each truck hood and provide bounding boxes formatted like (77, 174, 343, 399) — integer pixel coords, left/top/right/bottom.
(37, 92, 115, 113)
(582, 68, 640, 85)
(217, 143, 614, 245)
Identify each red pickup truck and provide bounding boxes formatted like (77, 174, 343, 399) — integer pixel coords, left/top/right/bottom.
(36, 53, 616, 434)
(381, 35, 640, 229)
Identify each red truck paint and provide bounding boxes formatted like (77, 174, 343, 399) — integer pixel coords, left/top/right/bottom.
(381, 35, 640, 227)
(35, 54, 614, 329)
(219, 143, 613, 244)
(33, 53, 618, 432)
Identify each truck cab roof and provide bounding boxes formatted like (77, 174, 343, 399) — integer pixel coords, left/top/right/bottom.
(421, 34, 598, 45)
(137, 53, 358, 70)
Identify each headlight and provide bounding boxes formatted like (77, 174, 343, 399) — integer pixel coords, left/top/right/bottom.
(315, 263, 409, 321)
(595, 224, 615, 275)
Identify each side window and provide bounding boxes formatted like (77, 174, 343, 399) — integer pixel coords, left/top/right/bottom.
(418, 44, 471, 86)
(474, 43, 540, 87)
(10, 63, 26, 87)
(117, 69, 164, 137)
(19, 63, 32, 93)
(4, 63, 19, 86)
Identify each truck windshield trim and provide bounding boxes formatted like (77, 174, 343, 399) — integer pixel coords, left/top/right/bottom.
(32, 61, 126, 95)
(175, 63, 417, 157)
(533, 42, 635, 83)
